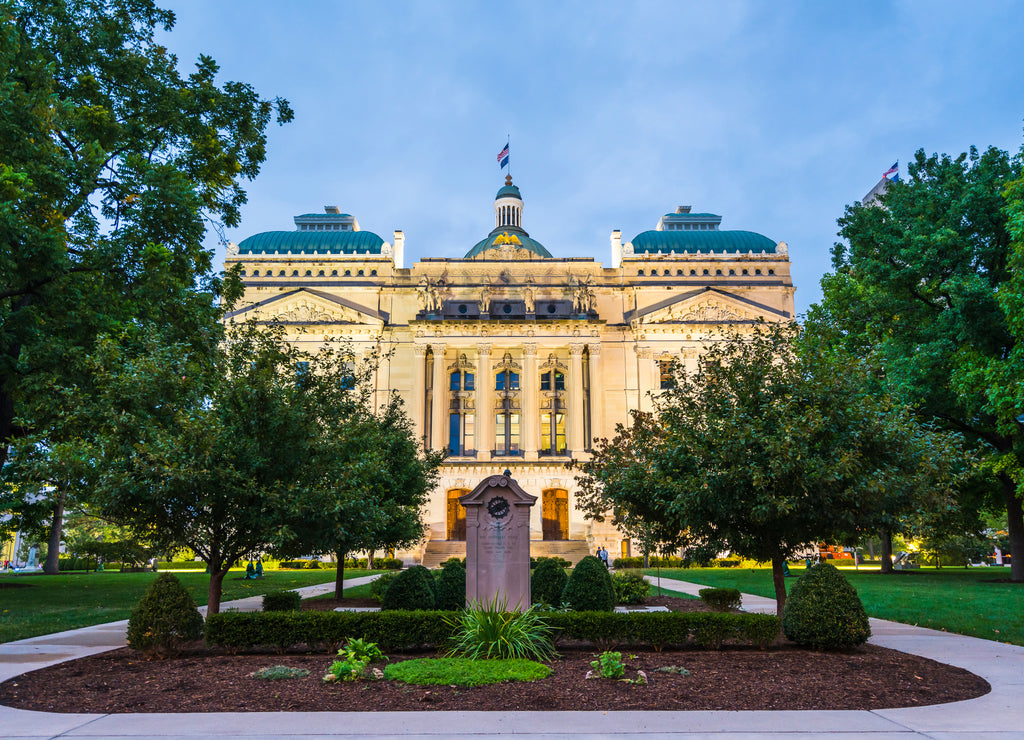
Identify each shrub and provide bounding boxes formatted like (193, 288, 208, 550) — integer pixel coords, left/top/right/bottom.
(381, 565, 436, 611)
(446, 599, 556, 661)
(279, 559, 323, 569)
(126, 573, 204, 657)
(385, 657, 551, 686)
(440, 557, 466, 567)
(531, 558, 569, 606)
(263, 590, 302, 612)
(782, 562, 870, 650)
(369, 571, 399, 602)
(611, 570, 650, 605)
(376, 557, 404, 570)
(323, 638, 387, 682)
(612, 556, 643, 569)
(698, 587, 741, 611)
(561, 555, 615, 612)
(590, 650, 625, 678)
(712, 557, 742, 568)
(530, 556, 571, 569)
(433, 560, 467, 611)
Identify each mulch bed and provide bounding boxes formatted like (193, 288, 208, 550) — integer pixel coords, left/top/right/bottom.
(0, 595, 990, 713)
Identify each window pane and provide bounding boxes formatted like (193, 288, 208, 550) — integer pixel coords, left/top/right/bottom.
(464, 414, 474, 454)
(450, 372, 460, 391)
(540, 372, 551, 391)
(495, 414, 505, 452)
(510, 414, 520, 451)
(555, 413, 566, 453)
(510, 372, 519, 390)
(465, 372, 474, 391)
(495, 372, 505, 391)
(555, 372, 565, 391)
(540, 413, 551, 450)
(449, 413, 460, 455)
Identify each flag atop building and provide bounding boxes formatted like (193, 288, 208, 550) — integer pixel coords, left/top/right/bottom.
(883, 161, 899, 181)
(862, 161, 900, 206)
(497, 142, 509, 169)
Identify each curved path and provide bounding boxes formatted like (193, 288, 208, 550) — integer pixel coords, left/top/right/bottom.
(2, 574, 1022, 739)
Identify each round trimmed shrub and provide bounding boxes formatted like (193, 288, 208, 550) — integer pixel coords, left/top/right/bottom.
(611, 569, 650, 605)
(433, 560, 466, 610)
(262, 590, 301, 611)
(782, 562, 870, 649)
(381, 565, 436, 611)
(561, 555, 615, 612)
(531, 558, 569, 606)
(126, 573, 204, 656)
(369, 570, 399, 602)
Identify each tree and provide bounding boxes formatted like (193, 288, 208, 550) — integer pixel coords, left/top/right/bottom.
(0, 0, 292, 470)
(90, 321, 315, 614)
(275, 349, 444, 598)
(814, 144, 1024, 580)
(575, 323, 963, 614)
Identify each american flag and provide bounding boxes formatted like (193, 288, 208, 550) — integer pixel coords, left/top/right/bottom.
(883, 161, 899, 180)
(497, 143, 509, 169)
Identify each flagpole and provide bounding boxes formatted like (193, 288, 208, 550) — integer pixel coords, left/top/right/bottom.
(507, 134, 511, 179)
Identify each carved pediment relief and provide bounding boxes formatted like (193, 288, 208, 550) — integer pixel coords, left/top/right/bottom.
(227, 289, 384, 328)
(637, 290, 778, 327)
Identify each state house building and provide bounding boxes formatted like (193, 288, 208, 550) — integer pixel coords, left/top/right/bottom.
(224, 178, 795, 565)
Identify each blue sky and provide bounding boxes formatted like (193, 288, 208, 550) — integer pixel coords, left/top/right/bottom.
(161, 1, 1024, 316)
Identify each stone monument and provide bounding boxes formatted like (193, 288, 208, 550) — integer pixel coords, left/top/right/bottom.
(460, 473, 537, 611)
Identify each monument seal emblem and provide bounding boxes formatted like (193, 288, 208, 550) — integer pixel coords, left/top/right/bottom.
(486, 496, 510, 520)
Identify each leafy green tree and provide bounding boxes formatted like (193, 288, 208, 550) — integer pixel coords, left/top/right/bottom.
(813, 144, 1024, 580)
(90, 321, 313, 614)
(0, 0, 291, 470)
(575, 323, 964, 614)
(274, 350, 444, 598)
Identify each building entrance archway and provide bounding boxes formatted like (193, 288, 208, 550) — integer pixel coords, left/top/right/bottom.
(541, 488, 569, 541)
(446, 488, 468, 541)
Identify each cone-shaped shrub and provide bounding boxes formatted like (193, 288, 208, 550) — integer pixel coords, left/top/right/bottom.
(531, 558, 569, 606)
(561, 555, 615, 612)
(126, 573, 204, 657)
(381, 565, 436, 611)
(782, 562, 870, 649)
(433, 560, 467, 610)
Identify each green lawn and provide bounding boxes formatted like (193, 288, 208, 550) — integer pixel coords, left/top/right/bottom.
(646, 566, 1024, 646)
(0, 569, 360, 643)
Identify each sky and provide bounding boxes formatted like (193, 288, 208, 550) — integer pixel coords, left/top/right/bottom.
(160, 1, 1024, 317)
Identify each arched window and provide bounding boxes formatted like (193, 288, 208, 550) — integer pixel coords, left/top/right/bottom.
(539, 363, 566, 456)
(494, 363, 520, 456)
(448, 366, 475, 456)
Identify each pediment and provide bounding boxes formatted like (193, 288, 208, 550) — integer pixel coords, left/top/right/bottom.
(226, 289, 385, 328)
(636, 289, 784, 326)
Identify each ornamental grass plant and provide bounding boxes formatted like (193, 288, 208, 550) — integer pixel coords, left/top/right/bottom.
(446, 598, 556, 661)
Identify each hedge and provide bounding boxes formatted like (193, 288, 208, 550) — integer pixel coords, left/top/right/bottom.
(204, 610, 779, 653)
(343, 557, 403, 570)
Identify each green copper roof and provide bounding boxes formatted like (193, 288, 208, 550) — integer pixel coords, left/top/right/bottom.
(495, 184, 522, 200)
(295, 212, 353, 219)
(237, 230, 384, 255)
(630, 230, 776, 254)
(465, 226, 552, 259)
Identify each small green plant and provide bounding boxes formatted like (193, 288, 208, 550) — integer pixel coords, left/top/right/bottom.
(531, 557, 569, 606)
(262, 590, 301, 612)
(380, 565, 435, 611)
(446, 598, 556, 661)
(126, 573, 204, 658)
(589, 650, 625, 679)
(698, 587, 742, 611)
(655, 665, 690, 676)
(561, 555, 616, 611)
(611, 569, 650, 605)
(250, 665, 310, 680)
(323, 637, 387, 683)
(384, 657, 551, 686)
(782, 562, 870, 649)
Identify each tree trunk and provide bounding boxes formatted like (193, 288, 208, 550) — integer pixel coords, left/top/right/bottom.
(771, 553, 787, 615)
(867, 538, 874, 560)
(1001, 473, 1024, 583)
(207, 567, 228, 616)
(43, 489, 67, 575)
(880, 527, 894, 574)
(335, 550, 346, 599)
(367, 550, 375, 569)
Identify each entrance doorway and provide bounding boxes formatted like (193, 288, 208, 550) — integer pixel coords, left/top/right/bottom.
(541, 488, 569, 541)
(446, 489, 468, 541)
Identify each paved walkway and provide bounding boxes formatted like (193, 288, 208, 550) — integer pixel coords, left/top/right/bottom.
(2, 574, 1021, 739)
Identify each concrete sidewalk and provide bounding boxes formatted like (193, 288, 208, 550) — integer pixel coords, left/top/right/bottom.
(2, 574, 1021, 739)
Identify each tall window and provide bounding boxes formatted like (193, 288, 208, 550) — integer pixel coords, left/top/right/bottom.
(448, 369, 475, 455)
(582, 349, 592, 451)
(494, 367, 520, 455)
(659, 359, 675, 390)
(540, 367, 566, 456)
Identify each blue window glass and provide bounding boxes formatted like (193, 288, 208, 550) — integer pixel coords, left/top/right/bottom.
(449, 414, 460, 455)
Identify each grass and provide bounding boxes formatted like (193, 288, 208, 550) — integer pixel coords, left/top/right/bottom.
(383, 657, 552, 686)
(0, 569, 347, 643)
(250, 665, 310, 680)
(645, 566, 1024, 646)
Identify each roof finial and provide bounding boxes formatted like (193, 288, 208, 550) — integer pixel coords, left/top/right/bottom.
(505, 174, 513, 186)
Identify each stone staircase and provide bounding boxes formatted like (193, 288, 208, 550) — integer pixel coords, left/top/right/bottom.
(420, 539, 591, 568)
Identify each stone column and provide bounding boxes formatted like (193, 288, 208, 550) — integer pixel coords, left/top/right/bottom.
(569, 343, 585, 456)
(475, 343, 492, 460)
(522, 343, 538, 461)
(411, 345, 427, 451)
(587, 343, 603, 447)
(430, 343, 447, 452)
